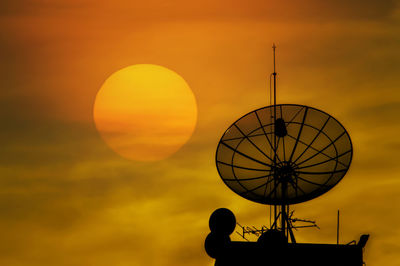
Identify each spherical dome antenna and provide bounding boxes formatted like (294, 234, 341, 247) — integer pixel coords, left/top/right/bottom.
(209, 208, 236, 235)
(215, 104, 353, 205)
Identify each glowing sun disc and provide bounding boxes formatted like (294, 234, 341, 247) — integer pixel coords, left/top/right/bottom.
(93, 64, 197, 161)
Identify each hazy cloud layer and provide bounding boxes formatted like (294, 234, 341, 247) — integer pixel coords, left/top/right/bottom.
(1, 0, 400, 265)
(0, 0, 398, 21)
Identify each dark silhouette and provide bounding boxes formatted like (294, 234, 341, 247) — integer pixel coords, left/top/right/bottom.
(215, 104, 353, 206)
(205, 46, 368, 265)
(205, 208, 369, 266)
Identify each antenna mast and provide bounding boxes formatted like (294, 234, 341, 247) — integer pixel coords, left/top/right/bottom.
(272, 44, 290, 241)
(273, 43, 277, 106)
(272, 43, 278, 231)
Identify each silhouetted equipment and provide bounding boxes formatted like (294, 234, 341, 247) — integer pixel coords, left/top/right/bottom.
(337, 210, 340, 244)
(358, 234, 370, 248)
(274, 118, 287, 137)
(204, 45, 369, 265)
(205, 209, 366, 266)
(215, 104, 353, 205)
(209, 208, 236, 235)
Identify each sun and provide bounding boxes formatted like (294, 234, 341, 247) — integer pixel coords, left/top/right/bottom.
(93, 64, 198, 161)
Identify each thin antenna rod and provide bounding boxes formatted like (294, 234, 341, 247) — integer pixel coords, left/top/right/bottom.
(273, 43, 285, 235)
(272, 43, 278, 229)
(337, 210, 340, 244)
(272, 43, 277, 106)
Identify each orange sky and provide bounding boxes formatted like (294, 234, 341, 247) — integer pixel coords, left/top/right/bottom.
(1, 0, 400, 265)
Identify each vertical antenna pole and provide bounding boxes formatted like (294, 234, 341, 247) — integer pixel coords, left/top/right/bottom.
(272, 43, 287, 238)
(337, 210, 340, 244)
(272, 43, 278, 229)
(273, 43, 277, 106)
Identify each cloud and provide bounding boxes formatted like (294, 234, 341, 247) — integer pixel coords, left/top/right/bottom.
(0, 0, 399, 265)
(0, 0, 397, 22)
(348, 101, 400, 124)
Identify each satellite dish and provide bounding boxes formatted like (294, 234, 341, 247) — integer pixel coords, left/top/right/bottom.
(216, 104, 353, 205)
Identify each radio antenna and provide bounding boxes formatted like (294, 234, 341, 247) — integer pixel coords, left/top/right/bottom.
(273, 43, 277, 106)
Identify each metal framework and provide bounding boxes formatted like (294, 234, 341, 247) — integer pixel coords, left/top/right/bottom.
(215, 46, 353, 242)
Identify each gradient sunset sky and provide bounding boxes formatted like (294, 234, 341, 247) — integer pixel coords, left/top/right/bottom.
(1, 0, 400, 265)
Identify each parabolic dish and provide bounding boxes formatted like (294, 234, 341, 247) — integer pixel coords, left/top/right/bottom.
(215, 104, 353, 205)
